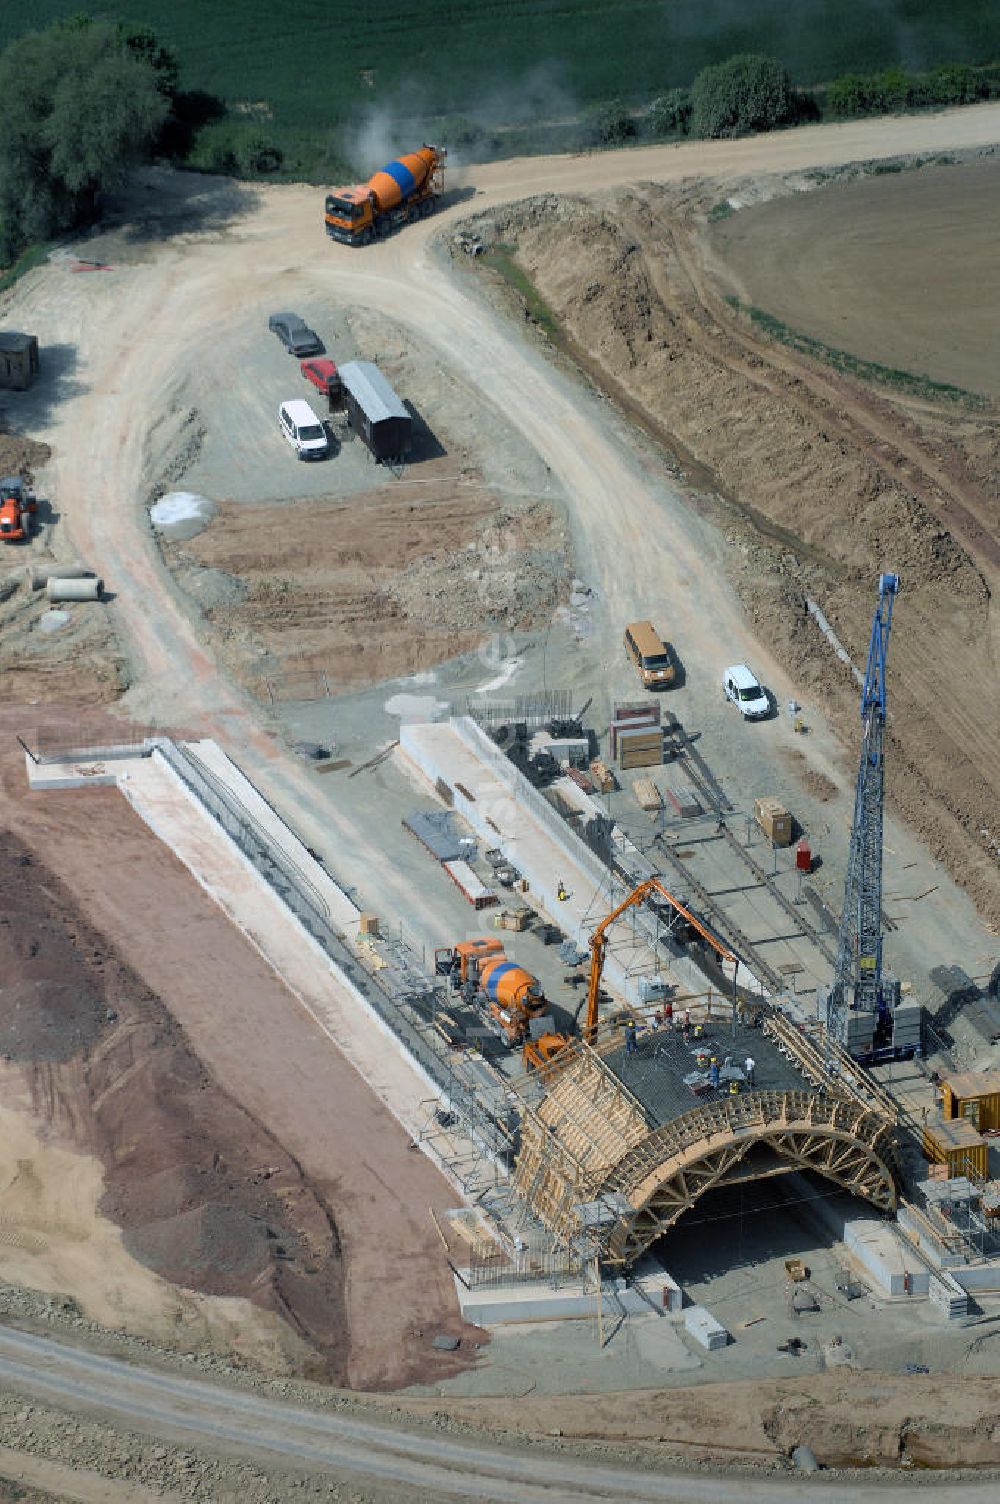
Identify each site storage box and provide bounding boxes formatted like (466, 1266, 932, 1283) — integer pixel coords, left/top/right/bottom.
(923, 1118, 989, 1180)
(754, 796, 792, 847)
(613, 701, 660, 726)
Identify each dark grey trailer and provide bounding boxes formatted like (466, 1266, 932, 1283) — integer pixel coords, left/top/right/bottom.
(0, 332, 39, 391)
(339, 360, 411, 463)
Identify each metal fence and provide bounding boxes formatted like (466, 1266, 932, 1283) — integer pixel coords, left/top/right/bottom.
(265, 668, 331, 704)
(466, 691, 574, 733)
(30, 725, 159, 764)
(466, 1247, 584, 1290)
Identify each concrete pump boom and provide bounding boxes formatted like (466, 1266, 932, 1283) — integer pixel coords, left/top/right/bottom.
(584, 877, 735, 1042)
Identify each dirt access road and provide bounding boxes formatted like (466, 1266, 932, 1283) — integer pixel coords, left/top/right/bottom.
(10, 102, 1000, 962)
(0, 1325, 997, 1504)
(2, 101, 1000, 1478)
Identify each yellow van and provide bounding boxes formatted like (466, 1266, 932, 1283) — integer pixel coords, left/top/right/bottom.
(625, 620, 676, 689)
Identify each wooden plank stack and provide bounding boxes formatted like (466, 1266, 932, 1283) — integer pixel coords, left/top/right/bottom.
(633, 777, 663, 813)
(589, 759, 616, 794)
(610, 701, 663, 769)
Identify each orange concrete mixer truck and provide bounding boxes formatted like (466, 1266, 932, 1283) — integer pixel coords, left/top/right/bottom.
(324, 145, 446, 245)
(435, 938, 552, 1049)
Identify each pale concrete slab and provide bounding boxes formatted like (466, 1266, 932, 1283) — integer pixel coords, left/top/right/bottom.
(121, 749, 444, 1136)
(400, 718, 706, 1011)
(183, 738, 362, 932)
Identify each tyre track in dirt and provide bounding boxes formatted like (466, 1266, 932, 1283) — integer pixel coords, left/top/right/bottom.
(650, 220, 1000, 782)
(674, 223, 1000, 574)
(4, 104, 1000, 1475)
(666, 210, 1000, 867)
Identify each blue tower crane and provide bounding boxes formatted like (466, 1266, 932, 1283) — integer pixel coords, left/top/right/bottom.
(826, 572, 900, 1060)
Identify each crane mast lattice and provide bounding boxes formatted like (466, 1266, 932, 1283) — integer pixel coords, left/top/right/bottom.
(827, 572, 899, 1057)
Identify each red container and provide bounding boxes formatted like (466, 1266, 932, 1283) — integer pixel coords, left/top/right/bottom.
(795, 838, 812, 873)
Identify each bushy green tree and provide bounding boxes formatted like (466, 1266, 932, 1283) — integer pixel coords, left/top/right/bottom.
(0, 20, 168, 261)
(825, 72, 870, 117)
(118, 21, 180, 98)
(691, 54, 794, 139)
(826, 60, 986, 119)
(590, 100, 637, 146)
(646, 89, 692, 138)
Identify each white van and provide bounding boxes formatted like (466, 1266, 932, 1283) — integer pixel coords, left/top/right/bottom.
(278, 399, 329, 460)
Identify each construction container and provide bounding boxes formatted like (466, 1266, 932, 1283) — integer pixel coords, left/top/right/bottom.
(609, 714, 659, 759)
(339, 360, 411, 463)
(0, 331, 39, 390)
(923, 1118, 988, 1180)
(358, 912, 380, 937)
(754, 796, 792, 847)
(938, 1071, 1000, 1133)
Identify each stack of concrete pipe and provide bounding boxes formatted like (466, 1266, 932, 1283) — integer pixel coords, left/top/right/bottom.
(29, 564, 103, 601)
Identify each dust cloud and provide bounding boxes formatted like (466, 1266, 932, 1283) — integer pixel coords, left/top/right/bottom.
(338, 62, 578, 177)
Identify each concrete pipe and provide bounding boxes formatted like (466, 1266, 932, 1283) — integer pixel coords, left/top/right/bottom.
(31, 564, 93, 590)
(46, 576, 102, 602)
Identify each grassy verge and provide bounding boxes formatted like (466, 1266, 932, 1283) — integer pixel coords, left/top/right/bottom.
(726, 296, 989, 409)
(0, 242, 51, 295)
(480, 245, 561, 342)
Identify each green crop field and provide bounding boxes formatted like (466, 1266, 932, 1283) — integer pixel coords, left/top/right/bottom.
(1, 2, 998, 175)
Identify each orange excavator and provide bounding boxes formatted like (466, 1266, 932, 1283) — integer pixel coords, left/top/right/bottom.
(522, 877, 737, 1073)
(0, 474, 36, 543)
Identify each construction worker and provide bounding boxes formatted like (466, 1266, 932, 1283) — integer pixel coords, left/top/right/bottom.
(625, 1020, 638, 1057)
(556, 878, 570, 902)
(709, 1060, 720, 1090)
(745, 1054, 756, 1088)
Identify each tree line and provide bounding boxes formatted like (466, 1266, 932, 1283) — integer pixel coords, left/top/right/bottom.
(592, 53, 999, 147)
(0, 15, 997, 266)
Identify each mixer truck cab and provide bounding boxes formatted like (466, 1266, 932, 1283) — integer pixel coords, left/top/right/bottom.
(325, 145, 446, 245)
(435, 937, 504, 986)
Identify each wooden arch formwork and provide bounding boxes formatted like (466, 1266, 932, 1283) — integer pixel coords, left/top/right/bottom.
(512, 1041, 899, 1267)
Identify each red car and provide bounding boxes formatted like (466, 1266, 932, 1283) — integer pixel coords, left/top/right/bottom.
(300, 357, 342, 404)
